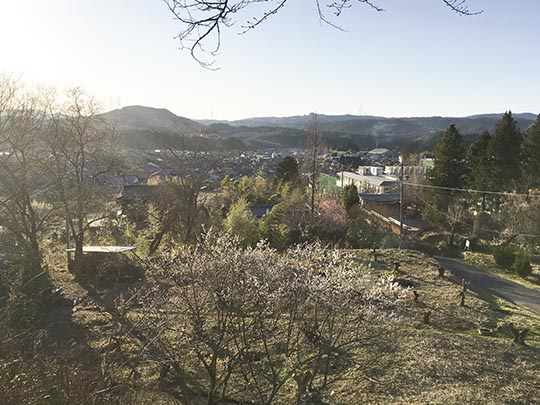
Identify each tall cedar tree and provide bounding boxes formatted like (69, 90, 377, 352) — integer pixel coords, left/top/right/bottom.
(488, 111, 523, 192)
(430, 123, 466, 210)
(274, 155, 299, 188)
(342, 184, 360, 210)
(467, 131, 493, 209)
(522, 115, 540, 189)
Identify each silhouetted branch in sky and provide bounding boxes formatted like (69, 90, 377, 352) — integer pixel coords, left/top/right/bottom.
(163, 0, 482, 68)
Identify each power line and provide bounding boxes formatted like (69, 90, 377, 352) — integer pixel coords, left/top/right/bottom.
(414, 191, 540, 239)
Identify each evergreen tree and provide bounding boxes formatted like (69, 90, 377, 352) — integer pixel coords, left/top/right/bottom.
(258, 203, 289, 249)
(223, 198, 259, 247)
(342, 184, 360, 209)
(431, 123, 466, 189)
(274, 155, 299, 187)
(424, 123, 466, 241)
(522, 114, 540, 189)
(430, 123, 466, 208)
(468, 131, 492, 188)
(467, 131, 493, 209)
(488, 111, 523, 191)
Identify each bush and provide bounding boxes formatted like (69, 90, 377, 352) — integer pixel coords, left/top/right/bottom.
(346, 219, 384, 249)
(493, 245, 516, 269)
(381, 234, 400, 249)
(513, 253, 532, 278)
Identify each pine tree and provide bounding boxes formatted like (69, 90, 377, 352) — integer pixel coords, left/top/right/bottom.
(488, 111, 523, 191)
(425, 123, 466, 241)
(431, 123, 466, 189)
(468, 131, 492, 188)
(522, 114, 540, 189)
(274, 155, 299, 187)
(342, 184, 360, 210)
(467, 131, 493, 209)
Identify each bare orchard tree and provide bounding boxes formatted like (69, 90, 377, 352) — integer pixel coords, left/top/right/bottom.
(0, 77, 55, 293)
(44, 88, 122, 274)
(147, 132, 217, 254)
(303, 114, 326, 227)
(137, 232, 408, 403)
(163, 0, 482, 66)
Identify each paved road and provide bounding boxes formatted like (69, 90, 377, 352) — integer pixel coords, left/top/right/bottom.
(435, 256, 540, 314)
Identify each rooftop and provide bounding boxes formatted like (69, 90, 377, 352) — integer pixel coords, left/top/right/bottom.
(337, 171, 398, 187)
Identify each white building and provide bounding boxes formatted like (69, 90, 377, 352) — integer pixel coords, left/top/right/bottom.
(336, 166, 399, 194)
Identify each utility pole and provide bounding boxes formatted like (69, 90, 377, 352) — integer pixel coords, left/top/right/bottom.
(399, 155, 404, 248)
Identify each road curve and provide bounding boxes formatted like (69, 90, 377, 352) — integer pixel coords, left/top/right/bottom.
(434, 256, 540, 314)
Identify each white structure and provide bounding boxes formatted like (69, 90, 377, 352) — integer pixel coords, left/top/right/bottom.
(420, 157, 435, 169)
(336, 166, 399, 194)
(367, 148, 397, 162)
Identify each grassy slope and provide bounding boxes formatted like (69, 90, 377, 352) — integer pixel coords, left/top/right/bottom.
(342, 249, 540, 404)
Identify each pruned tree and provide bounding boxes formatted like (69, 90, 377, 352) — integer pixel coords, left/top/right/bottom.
(45, 88, 122, 274)
(163, 0, 482, 66)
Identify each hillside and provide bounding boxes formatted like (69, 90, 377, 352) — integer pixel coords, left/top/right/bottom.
(102, 106, 537, 151)
(101, 105, 202, 133)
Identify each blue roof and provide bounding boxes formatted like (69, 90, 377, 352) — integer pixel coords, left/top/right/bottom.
(249, 204, 275, 218)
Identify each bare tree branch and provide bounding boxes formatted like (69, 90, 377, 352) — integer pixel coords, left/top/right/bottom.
(163, 0, 482, 67)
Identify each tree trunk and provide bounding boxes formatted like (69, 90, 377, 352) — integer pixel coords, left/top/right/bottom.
(73, 239, 84, 275)
(149, 229, 166, 255)
(449, 224, 456, 247)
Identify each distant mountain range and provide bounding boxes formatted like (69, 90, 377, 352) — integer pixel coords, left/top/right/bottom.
(102, 106, 538, 152)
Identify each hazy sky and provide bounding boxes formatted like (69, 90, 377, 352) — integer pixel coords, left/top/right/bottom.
(2, 0, 539, 120)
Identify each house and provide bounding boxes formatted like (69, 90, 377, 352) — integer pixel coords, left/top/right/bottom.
(249, 204, 275, 219)
(336, 166, 399, 194)
(118, 184, 160, 205)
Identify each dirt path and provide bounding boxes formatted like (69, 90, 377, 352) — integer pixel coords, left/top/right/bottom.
(435, 256, 540, 314)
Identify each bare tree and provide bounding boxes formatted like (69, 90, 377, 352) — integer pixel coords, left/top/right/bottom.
(303, 115, 326, 227)
(0, 77, 54, 293)
(138, 232, 408, 403)
(146, 133, 217, 254)
(44, 88, 122, 274)
(163, 0, 482, 66)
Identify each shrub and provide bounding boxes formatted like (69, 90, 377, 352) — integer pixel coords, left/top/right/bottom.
(346, 219, 384, 249)
(513, 253, 532, 278)
(493, 245, 516, 269)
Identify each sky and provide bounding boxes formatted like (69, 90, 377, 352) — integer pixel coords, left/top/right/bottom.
(1, 0, 539, 120)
